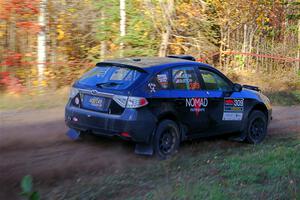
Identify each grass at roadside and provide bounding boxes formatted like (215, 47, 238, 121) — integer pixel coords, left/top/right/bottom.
(45, 134, 300, 200)
(266, 90, 300, 106)
(0, 88, 69, 111)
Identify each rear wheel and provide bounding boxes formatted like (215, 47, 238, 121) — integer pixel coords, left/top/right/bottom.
(246, 110, 267, 144)
(67, 129, 88, 141)
(153, 120, 180, 159)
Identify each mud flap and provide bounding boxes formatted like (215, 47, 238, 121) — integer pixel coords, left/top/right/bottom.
(66, 129, 81, 140)
(229, 131, 247, 142)
(135, 143, 153, 156)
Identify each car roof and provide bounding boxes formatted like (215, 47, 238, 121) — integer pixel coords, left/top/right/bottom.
(98, 57, 213, 72)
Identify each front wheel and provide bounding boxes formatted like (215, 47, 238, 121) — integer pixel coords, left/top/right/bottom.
(153, 120, 180, 159)
(246, 110, 268, 144)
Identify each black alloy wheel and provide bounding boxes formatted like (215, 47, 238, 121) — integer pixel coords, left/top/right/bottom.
(154, 120, 180, 159)
(246, 110, 267, 144)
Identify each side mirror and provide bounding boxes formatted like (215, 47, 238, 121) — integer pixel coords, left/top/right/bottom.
(232, 83, 242, 92)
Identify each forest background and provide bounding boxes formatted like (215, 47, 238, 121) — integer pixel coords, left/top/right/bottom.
(0, 0, 299, 108)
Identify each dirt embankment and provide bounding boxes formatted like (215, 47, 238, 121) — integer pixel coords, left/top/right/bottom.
(0, 106, 299, 199)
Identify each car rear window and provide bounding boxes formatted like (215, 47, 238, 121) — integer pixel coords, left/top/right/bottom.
(78, 66, 141, 89)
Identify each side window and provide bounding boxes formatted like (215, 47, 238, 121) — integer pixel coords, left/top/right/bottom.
(200, 70, 231, 91)
(147, 70, 170, 93)
(172, 66, 200, 90)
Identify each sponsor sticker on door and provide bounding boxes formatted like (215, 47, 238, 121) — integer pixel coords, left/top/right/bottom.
(223, 113, 243, 121)
(185, 98, 208, 117)
(222, 98, 244, 121)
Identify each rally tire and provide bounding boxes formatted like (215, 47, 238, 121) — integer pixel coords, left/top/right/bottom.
(245, 110, 267, 144)
(153, 120, 180, 159)
(73, 130, 88, 142)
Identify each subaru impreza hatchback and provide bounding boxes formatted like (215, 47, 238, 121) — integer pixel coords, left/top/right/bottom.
(65, 56, 272, 158)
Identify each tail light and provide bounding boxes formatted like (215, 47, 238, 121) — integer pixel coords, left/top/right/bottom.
(120, 132, 131, 138)
(113, 95, 148, 108)
(69, 87, 79, 99)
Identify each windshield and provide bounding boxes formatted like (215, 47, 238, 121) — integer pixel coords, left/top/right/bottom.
(78, 66, 141, 90)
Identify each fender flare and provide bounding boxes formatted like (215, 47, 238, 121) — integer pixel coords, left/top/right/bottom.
(239, 102, 269, 139)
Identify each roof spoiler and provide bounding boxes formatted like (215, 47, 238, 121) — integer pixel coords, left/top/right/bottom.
(243, 84, 260, 92)
(167, 55, 196, 61)
(96, 62, 148, 73)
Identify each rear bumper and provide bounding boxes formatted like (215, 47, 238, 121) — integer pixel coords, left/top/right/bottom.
(65, 103, 157, 143)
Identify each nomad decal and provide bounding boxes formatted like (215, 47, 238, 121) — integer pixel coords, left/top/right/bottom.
(222, 98, 244, 121)
(186, 98, 208, 117)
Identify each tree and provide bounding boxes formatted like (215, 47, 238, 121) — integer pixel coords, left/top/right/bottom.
(120, 0, 126, 57)
(143, 0, 175, 57)
(37, 0, 47, 84)
(286, 0, 300, 72)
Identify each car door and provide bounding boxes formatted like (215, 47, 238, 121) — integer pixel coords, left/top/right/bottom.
(168, 65, 210, 135)
(198, 68, 244, 134)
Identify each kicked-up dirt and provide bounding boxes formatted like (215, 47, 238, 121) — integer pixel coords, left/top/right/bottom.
(0, 106, 299, 199)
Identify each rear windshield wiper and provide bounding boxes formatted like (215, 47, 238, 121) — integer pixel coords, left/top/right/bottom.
(96, 82, 123, 88)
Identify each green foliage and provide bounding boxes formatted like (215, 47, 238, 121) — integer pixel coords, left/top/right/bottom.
(93, 0, 158, 58)
(21, 176, 32, 194)
(286, 1, 300, 20)
(221, 143, 299, 182)
(94, 0, 119, 41)
(234, 55, 245, 66)
(123, 1, 158, 56)
(20, 175, 40, 200)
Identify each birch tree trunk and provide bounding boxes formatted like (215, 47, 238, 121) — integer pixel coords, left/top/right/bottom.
(119, 0, 126, 57)
(158, 28, 170, 57)
(224, 28, 230, 70)
(296, 19, 300, 73)
(241, 24, 248, 70)
(100, 10, 106, 61)
(219, 28, 224, 69)
(247, 26, 257, 70)
(37, 0, 47, 84)
(158, 0, 174, 57)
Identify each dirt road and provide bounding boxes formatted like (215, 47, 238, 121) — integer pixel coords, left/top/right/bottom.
(0, 106, 299, 199)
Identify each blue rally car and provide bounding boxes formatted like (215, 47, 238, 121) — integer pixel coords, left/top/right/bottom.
(65, 56, 272, 158)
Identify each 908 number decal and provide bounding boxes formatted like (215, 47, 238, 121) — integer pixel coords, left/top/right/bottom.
(223, 98, 244, 121)
(234, 99, 244, 107)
